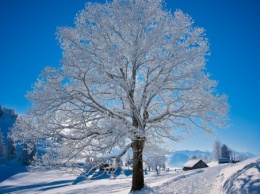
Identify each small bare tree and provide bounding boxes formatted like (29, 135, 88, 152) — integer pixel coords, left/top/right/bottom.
(146, 155, 166, 175)
(12, 0, 229, 191)
(212, 140, 222, 161)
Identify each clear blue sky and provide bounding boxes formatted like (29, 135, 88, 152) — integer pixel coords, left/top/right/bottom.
(1, 0, 259, 155)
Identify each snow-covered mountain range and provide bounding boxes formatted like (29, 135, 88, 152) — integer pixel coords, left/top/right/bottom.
(167, 150, 255, 168)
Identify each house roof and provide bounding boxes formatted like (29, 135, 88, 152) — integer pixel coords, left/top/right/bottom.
(183, 159, 202, 168)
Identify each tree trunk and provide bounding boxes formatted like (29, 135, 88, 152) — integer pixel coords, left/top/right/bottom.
(131, 138, 145, 192)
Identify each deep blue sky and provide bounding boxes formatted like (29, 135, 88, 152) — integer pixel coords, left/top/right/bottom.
(1, 0, 259, 155)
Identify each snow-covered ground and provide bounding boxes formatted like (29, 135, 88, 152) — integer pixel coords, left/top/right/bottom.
(212, 156, 260, 194)
(0, 157, 259, 194)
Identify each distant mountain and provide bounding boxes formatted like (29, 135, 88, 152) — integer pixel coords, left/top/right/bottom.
(232, 151, 256, 161)
(167, 150, 212, 168)
(167, 152, 189, 168)
(167, 149, 256, 168)
(174, 150, 212, 157)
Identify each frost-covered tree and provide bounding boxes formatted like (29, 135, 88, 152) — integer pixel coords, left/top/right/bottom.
(236, 153, 249, 161)
(146, 155, 166, 175)
(212, 140, 222, 160)
(11, 0, 229, 191)
(221, 144, 231, 159)
(6, 136, 16, 160)
(125, 151, 133, 168)
(20, 141, 37, 165)
(0, 105, 3, 117)
(144, 145, 168, 174)
(9, 109, 17, 118)
(0, 130, 4, 157)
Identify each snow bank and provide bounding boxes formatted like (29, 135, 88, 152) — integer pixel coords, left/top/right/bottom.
(130, 185, 155, 194)
(0, 170, 76, 194)
(211, 156, 260, 194)
(207, 161, 218, 167)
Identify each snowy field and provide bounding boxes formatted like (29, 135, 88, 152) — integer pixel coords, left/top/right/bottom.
(0, 156, 259, 194)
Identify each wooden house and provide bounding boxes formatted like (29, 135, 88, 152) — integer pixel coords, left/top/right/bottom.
(183, 159, 208, 171)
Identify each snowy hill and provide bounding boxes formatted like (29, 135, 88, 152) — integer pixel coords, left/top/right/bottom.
(0, 155, 259, 193)
(212, 156, 260, 194)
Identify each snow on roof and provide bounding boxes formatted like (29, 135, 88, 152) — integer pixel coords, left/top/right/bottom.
(183, 159, 202, 168)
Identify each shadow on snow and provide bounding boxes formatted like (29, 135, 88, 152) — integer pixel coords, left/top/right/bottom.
(0, 161, 27, 183)
(73, 168, 132, 185)
(0, 179, 74, 193)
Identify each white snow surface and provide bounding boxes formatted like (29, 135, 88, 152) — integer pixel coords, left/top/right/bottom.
(0, 156, 259, 194)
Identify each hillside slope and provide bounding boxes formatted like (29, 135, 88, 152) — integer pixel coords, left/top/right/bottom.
(212, 156, 260, 194)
